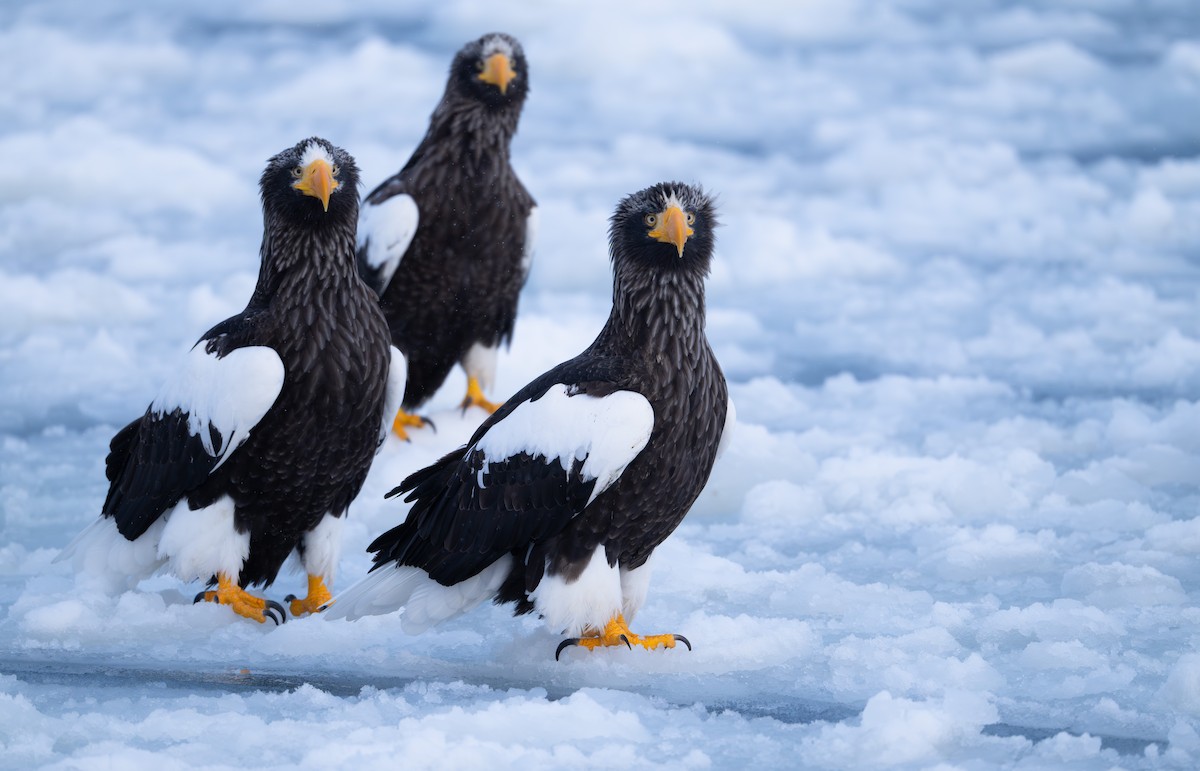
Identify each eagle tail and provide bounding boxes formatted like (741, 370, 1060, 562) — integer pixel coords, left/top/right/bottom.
(324, 556, 511, 633)
(54, 516, 167, 593)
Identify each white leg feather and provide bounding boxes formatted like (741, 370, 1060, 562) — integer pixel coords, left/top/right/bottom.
(461, 342, 498, 393)
(157, 496, 248, 583)
(300, 512, 343, 584)
(620, 558, 654, 623)
(530, 545, 622, 636)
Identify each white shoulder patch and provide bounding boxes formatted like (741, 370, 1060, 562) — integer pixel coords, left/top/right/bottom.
(150, 343, 285, 471)
(716, 395, 736, 461)
(521, 206, 539, 279)
(379, 346, 408, 447)
(473, 383, 654, 504)
(357, 193, 419, 291)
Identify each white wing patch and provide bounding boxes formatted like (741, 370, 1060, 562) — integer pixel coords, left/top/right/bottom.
(357, 193, 419, 292)
(379, 346, 408, 446)
(716, 395, 736, 461)
(473, 384, 654, 505)
(150, 343, 285, 471)
(520, 206, 538, 279)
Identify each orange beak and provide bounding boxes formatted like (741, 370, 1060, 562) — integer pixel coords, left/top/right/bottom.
(477, 52, 517, 94)
(292, 158, 339, 212)
(648, 206, 693, 257)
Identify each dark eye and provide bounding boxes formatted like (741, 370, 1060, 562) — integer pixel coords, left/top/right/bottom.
(644, 213, 657, 226)
(686, 212, 695, 225)
(291, 167, 303, 179)
(476, 59, 486, 72)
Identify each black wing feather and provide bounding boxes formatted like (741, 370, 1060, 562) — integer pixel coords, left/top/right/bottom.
(368, 355, 633, 585)
(102, 408, 220, 541)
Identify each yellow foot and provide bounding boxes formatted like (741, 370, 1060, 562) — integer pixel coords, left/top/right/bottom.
(285, 574, 333, 617)
(193, 573, 286, 624)
(391, 408, 434, 441)
(555, 613, 691, 660)
(459, 376, 502, 414)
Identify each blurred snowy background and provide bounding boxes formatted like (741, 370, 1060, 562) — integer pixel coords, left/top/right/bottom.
(2, 0, 1199, 768)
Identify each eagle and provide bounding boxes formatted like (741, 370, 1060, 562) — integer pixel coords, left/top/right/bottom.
(58, 138, 406, 624)
(327, 182, 733, 657)
(356, 32, 537, 439)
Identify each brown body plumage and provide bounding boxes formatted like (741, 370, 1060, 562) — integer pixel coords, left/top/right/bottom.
(330, 183, 731, 655)
(357, 33, 536, 410)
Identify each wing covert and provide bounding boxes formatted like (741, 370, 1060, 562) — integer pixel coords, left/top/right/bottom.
(103, 342, 285, 539)
(372, 381, 653, 584)
(357, 192, 419, 294)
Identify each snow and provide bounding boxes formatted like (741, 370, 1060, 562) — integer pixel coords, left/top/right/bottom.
(1, 0, 1198, 768)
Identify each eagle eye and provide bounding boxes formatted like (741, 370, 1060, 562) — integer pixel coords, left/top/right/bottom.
(643, 213, 657, 227)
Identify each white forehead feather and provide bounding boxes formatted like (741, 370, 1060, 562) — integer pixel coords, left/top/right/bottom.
(481, 35, 515, 59)
(660, 190, 687, 211)
(298, 141, 334, 169)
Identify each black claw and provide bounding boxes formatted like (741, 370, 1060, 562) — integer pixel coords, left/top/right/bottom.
(264, 599, 287, 625)
(423, 416, 437, 434)
(673, 634, 692, 651)
(619, 634, 632, 650)
(194, 591, 210, 605)
(284, 594, 297, 602)
(555, 638, 581, 661)
(316, 603, 330, 612)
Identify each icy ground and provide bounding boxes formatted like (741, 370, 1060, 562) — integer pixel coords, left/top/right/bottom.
(2, 1, 1200, 768)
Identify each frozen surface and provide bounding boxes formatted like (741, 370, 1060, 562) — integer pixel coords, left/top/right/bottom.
(2, 0, 1199, 768)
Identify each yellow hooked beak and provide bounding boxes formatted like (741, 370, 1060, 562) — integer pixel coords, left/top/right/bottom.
(648, 206, 694, 257)
(478, 52, 517, 94)
(292, 158, 339, 212)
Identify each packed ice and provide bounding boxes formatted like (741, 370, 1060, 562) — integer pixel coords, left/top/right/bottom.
(1, 0, 1198, 768)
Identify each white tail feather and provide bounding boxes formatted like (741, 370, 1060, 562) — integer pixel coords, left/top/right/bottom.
(324, 556, 512, 634)
(55, 517, 168, 594)
(323, 563, 429, 621)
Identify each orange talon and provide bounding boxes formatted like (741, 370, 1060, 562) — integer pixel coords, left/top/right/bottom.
(391, 409, 431, 441)
(460, 376, 502, 414)
(194, 573, 285, 624)
(555, 614, 691, 660)
(286, 574, 333, 617)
